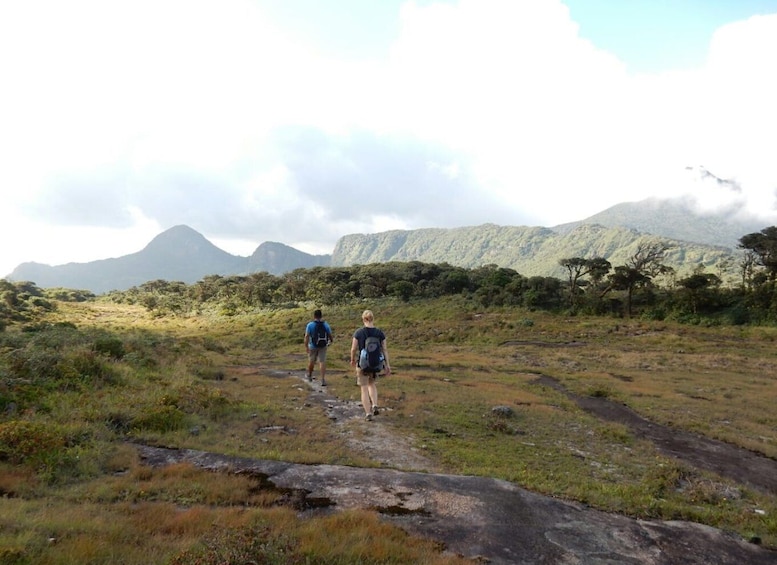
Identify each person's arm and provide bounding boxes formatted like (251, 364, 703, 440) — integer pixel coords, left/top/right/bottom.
(326, 322, 334, 344)
(381, 339, 391, 375)
(350, 336, 359, 366)
(304, 325, 310, 350)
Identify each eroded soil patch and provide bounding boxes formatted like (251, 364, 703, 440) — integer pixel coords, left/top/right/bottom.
(531, 374, 777, 494)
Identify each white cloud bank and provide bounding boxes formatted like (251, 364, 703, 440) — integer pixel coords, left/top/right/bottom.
(1, 0, 776, 277)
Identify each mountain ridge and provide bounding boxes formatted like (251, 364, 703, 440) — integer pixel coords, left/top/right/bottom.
(329, 222, 736, 280)
(7, 199, 771, 293)
(7, 225, 329, 294)
(553, 196, 764, 249)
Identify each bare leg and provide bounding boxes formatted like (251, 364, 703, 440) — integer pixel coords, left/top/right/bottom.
(306, 357, 314, 380)
(360, 386, 372, 417)
(368, 382, 378, 412)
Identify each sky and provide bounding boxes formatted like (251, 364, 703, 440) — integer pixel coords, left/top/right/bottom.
(2, 0, 777, 277)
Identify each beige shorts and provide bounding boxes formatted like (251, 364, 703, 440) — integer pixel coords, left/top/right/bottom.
(356, 369, 376, 387)
(308, 347, 328, 364)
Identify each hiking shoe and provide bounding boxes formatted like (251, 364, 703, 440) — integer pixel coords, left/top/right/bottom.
(306, 373, 312, 382)
(372, 405, 379, 416)
(365, 413, 373, 421)
(321, 380, 327, 387)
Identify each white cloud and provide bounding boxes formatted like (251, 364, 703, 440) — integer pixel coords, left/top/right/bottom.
(1, 0, 776, 278)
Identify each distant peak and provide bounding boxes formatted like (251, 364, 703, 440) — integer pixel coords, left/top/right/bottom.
(142, 225, 212, 252)
(159, 225, 203, 237)
(684, 165, 741, 193)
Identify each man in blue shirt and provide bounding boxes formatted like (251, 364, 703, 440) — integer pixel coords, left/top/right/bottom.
(304, 309, 333, 386)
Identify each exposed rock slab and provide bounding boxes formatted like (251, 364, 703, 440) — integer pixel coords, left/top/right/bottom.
(136, 444, 777, 564)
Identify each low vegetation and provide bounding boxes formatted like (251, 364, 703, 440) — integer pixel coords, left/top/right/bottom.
(1, 248, 777, 562)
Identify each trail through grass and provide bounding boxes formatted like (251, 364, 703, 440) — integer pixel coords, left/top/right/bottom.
(2, 296, 777, 562)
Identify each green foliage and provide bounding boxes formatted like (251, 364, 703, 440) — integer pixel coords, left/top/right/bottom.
(132, 404, 186, 433)
(739, 226, 777, 280)
(3, 329, 121, 395)
(94, 335, 126, 359)
(0, 279, 57, 326)
(92, 224, 777, 325)
(1, 292, 777, 559)
(332, 223, 737, 281)
(43, 287, 96, 302)
(0, 420, 65, 464)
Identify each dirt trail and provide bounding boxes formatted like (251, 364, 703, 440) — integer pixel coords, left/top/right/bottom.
(287, 369, 442, 473)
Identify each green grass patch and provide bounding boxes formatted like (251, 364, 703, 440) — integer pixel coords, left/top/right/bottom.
(2, 296, 777, 559)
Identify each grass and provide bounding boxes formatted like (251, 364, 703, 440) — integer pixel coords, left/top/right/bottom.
(2, 295, 777, 562)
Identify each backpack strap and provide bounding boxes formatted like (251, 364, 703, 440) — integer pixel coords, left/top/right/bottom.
(313, 320, 328, 345)
(361, 327, 375, 348)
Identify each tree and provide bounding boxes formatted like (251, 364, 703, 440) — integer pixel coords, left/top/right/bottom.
(739, 250, 757, 291)
(280, 268, 310, 302)
(604, 241, 671, 317)
(606, 266, 649, 317)
(522, 276, 563, 310)
(627, 241, 672, 276)
(677, 272, 722, 314)
(559, 257, 611, 308)
(739, 226, 777, 281)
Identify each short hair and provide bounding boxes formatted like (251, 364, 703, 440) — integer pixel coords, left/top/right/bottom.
(314, 309, 323, 319)
(361, 310, 374, 322)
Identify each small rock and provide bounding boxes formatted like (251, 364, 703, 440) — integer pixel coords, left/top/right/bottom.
(490, 405, 515, 418)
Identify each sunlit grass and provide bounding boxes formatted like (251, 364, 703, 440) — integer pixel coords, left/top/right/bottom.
(3, 295, 777, 559)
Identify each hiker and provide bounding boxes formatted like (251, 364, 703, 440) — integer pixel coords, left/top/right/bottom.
(305, 309, 333, 385)
(350, 309, 391, 421)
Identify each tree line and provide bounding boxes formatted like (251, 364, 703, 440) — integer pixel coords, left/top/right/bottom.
(3, 227, 777, 326)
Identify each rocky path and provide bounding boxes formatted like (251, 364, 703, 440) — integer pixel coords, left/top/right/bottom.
(136, 369, 777, 564)
(299, 370, 443, 473)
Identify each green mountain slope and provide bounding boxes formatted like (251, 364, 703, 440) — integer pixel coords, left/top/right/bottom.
(554, 197, 765, 249)
(332, 223, 738, 279)
(11, 192, 764, 293)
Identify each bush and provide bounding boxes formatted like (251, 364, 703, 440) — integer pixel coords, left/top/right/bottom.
(0, 420, 65, 465)
(724, 305, 750, 326)
(132, 405, 186, 433)
(94, 336, 125, 359)
(5, 340, 119, 390)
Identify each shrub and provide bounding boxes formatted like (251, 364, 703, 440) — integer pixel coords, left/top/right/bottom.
(94, 336, 125, 359)
(0, 547, 26, 564)
(587, 384, 613, 398)
(724, 305, 750, 326)
(0, 420, 65, 465)
(5, 343, 119, 390)
(132, 405, 186, 433)
(65, 349, 120, 386)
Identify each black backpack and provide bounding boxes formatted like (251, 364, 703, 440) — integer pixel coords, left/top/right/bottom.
(358, 328, 384, 373)
(313, 320, 329, 348)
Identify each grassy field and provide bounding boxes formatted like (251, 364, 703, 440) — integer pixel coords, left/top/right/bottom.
(1, 295, 776, 563)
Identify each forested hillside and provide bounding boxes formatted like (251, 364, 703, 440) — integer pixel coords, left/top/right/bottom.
(332, 223, 737, 281)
